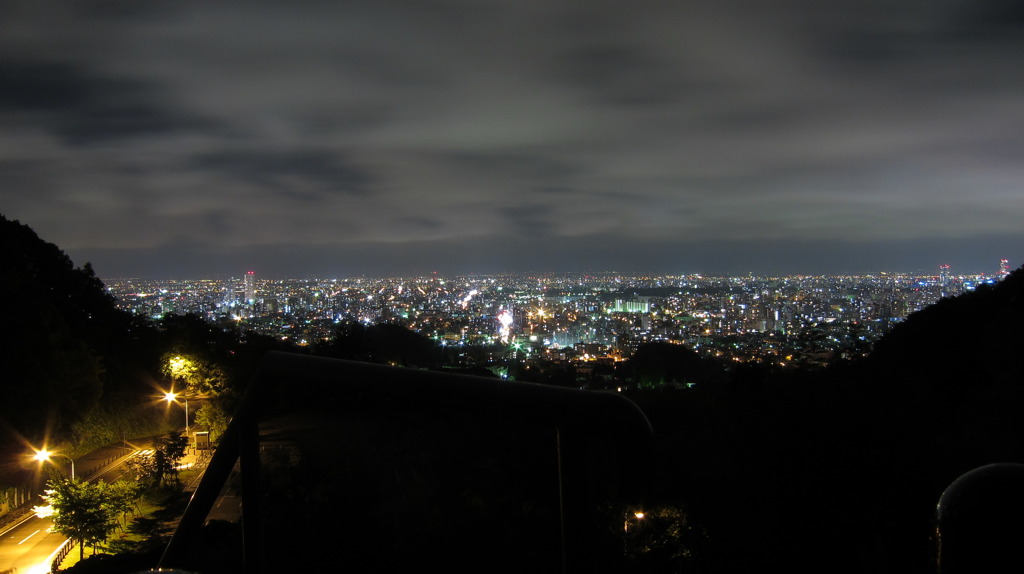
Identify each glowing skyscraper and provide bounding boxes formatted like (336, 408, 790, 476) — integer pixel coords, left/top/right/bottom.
(244, 270, 256, 303)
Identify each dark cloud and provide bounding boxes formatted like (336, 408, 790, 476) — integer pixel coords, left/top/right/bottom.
(0, 60, 92, 112)
(498, 204, 556, 237)
(442, 152, 579, 183)
(396, 216, 444, 230)
(532, 186, 576, 196)
(0, 1, 1021, 277)
(556, 44, 688, 107)
(944, 0, 1024, 38)
(188, 150, 373, 198)
(0, 59, 214, 146)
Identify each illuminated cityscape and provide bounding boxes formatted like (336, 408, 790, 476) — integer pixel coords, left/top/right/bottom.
(2, 0, 1022, 569)
(105, 263, 1009, 372)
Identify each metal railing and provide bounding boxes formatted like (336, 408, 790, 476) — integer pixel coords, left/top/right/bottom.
(51, 538, 74, 573)
(157, 351, 656, 574)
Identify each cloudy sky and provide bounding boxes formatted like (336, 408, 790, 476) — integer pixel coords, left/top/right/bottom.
(2, 1, 1022, 278)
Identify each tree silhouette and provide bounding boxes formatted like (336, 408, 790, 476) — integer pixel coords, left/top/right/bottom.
(124, 453, 160, 488)
(158, 431, 189, 485)
(628, 341, 718, 388)
(319, 321, 440, 367)
(195, 401, 231, 443)
(105, 479, 144, 531)
(43, 478, 117, 560)
(0, 215, 114, 443)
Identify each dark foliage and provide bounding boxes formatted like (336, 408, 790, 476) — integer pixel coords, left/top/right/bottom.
(316, 320, 441, 367)
(61, 549, 164, 574)
(0, 214, 150, 446)
(627, 341, 725, 388)
(631, 265, 1024, 573)
(0, 215, 285, 470)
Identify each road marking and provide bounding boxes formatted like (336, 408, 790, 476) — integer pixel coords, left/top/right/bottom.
(18, 529, 41, 544)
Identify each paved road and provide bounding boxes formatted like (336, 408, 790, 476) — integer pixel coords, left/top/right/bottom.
(0, 513, 65, 574)
(0, 448, 146, 574)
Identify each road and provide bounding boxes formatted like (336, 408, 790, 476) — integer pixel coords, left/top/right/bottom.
(0, 448, 145, 574)
(0, 513, 66, 574)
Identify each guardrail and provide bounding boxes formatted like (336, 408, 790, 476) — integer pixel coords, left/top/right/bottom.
(50, 538, 74, 573)
(157, 351, 656, 574)
(81, 453, 127, 481)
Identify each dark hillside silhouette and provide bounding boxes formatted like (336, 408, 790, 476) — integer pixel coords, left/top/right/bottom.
(0, 214, 134, 445)
(627, 341, 725, 388)
(316, 320, 441, 368)
(855, 266, 1024, 481)
(0, 215, 295, 461)
(631, 265, 1024, 573)
(868, 267, 1023, 393)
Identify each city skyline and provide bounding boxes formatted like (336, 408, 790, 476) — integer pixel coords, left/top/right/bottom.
(104, 267, 1007, 370)
(2, 2, 1023, 278)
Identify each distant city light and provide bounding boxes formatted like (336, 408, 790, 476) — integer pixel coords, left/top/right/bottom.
(103, 265, 1012, 372)
(497, 309, 514, 343)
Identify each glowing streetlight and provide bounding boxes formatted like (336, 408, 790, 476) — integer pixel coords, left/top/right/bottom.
(165, 354, 197, 437)
(34, 449, 75, 479)
(624, 509, 646, 532)
(165, 391, 190, 435)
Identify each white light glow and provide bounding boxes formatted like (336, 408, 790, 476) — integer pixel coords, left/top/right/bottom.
(33, 504, 54, 518)
(496, 309, 513, 342)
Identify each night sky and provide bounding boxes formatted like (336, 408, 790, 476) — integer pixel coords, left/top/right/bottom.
(2, 1, 1023, 278)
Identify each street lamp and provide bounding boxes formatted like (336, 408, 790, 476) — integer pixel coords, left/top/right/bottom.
(165, 391, 190, 435)
(624, 510, 646, 532)
(34, 449, 75, 479)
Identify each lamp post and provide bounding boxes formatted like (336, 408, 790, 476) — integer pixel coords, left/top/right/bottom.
(34, 449, 75, 479)
(165, 391, 190, 435)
